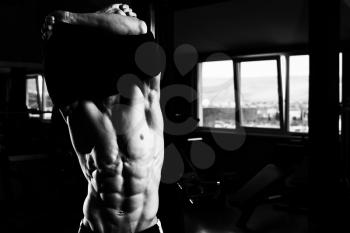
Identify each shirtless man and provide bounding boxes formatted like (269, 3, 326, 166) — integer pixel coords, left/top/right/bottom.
(42, 4, 164, 233)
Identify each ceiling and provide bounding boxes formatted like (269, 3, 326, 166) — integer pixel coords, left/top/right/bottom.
(173, 0, 350, 55)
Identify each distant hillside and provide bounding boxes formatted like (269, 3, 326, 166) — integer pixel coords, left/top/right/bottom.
(202, 75, 308, 107)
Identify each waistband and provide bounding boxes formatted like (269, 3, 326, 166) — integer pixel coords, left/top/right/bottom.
(78, 218, 163, 233)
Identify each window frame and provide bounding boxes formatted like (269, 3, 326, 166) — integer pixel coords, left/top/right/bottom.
(25, 74, 53, 122)
(196, 52, 312, 137)
(197, 59, 237, 129)
(285, 53, 311, 135)
(233, 55, 284, 133)
(25, 76, 42, 112)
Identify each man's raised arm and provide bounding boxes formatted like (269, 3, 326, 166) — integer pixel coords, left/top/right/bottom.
(58, 11, 147, 35)
(42, 4, 147, 40)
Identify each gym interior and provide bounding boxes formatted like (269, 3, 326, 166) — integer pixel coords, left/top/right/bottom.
(0, 0, 350, 232)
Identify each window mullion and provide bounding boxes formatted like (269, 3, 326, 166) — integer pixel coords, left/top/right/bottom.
(233, 60, 242, 128)
(285, 56, 290, 133)
(277, 56, 284, 131)
(35, 77, 42, 112)
(41, 75, 45, 119)
(197, 63, 203, 126)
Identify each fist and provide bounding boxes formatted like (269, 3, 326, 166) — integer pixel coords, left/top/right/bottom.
(96, 4, 137, 17)
(41, 11, 68, 41)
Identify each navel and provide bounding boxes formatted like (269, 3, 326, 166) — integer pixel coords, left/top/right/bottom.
(140, 134, 144, 140)
(116, 210, 126, 216)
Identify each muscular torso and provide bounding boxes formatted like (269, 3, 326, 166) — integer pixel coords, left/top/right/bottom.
(67, 76, 164, 233)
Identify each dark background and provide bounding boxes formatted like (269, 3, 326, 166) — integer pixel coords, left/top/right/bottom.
(0, 0, 349, 233)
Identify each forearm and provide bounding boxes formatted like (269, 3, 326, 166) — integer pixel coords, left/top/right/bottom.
(63, 11, 147, 35)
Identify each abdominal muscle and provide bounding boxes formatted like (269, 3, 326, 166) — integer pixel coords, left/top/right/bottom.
(77, 83, 164, 233)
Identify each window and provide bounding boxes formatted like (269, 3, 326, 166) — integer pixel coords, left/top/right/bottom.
(288, 55, 309, 133)
(26, 78, 40, 111)
(197, 57, 283, 131)
(197, 52, 343, 135)
(42, 78, 53, 120)
(198, 60, 236, 129)
(239, 59, 281, 128)
(26, 74, 53, 120)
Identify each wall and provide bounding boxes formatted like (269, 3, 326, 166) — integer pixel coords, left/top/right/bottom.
(174, 0, 350, 55)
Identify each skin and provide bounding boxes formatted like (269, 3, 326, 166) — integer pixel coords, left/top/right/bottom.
(43, 5, 164, 233)
(41, 4, 147, 40)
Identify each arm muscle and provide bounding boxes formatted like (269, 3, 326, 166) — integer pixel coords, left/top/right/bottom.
(67, 11, 147, 35)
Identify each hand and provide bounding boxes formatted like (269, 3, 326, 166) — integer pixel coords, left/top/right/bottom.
(41, 10, 68, 41)
(96, 4, 137, 17)
(41, 14, 55, 40)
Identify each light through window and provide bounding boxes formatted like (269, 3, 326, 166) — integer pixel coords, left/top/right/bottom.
(198, 60, 235, 128)
(26, 74, 53, 120)
(42, 79, 53, 120)
(289, 55, 309, 133)
(26, 78, 40, 111)
(240, 60, 280, 128)
(197, 53, 342, 135)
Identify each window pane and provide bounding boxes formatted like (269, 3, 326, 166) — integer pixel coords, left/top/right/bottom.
(240, 60, 280, 128)
(289, 55, 309, 133)
(43, 78, 53, 120)
(26, 74, 53, 120)
(26, 78, 39, 110)
(199, 60, 235, 128)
